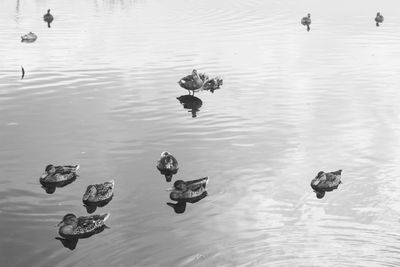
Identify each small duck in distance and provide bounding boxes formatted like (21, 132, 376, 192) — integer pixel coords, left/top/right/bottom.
(178, 69, 207, 95)
(43, 9, 54, 27)
(167, 177, 209, 202)
(301, 13, 311, 31)
(157, 151, 179, 182)
(375, 12, 384, 27)
(40, 164, 80, 185)
(82, 180, 115, 205)
(57, 213, 110, 239)
(21, 32, 37, 42)
(310, 170, 342, 199)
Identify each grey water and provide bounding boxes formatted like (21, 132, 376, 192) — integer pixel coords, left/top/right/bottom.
(2, 0, 400, 266)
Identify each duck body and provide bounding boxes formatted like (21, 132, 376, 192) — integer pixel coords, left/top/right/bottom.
(82, 180, 115, 205)
(301, 14, 311, 25)
(203, 77, 223, 93)
(157, 151, 179, 182)
(21, 32, 37, 42)
(40, 164, 79, 186)
(43, 9, 54, 22)
(375, 12, 384, 26)
(169, 177, 209, 202)
(178, 69, 207, 94)
(57, 213, 110, 239)
(310, 170, 342, 198)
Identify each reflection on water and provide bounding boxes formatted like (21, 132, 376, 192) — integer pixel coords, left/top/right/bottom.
(55, 225, 108, 251)
(2, 0, 400, 265)
(40, 176, 77, 194)
(177, 95, 203, 118)
(167, 191, 208, 214)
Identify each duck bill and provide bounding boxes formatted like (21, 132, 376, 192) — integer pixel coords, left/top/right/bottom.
(165, 187, 176, 192)
(56, 221, 65, 227)
(40, 172, 48, 179)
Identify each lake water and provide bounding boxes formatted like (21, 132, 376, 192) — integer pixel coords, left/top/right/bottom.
(2, 0, 400, 266)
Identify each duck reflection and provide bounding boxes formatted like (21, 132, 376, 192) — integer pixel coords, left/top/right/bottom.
(177, 95, 202, 118)
(310, 170, 342, 199)
(83, 195, 113, 214)
(167, 191, 208, 214)
(40, 176, 77, 194)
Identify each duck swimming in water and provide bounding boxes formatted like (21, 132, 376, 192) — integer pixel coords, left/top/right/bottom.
(21, 32, 37, 42)
(82, 180, 115, 205)
(168, 177, 209, 202)
(157, 151, 179, 182)
(43, 9, 54, 27)
(375, 12, 384, 26)
(40, 164, 79, 185)
(301, 13, 311, 31)
(57, 213, 110, 239)
(310, 170, 342, 199)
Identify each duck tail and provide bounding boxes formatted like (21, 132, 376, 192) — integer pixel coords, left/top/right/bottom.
(75, 164, 80, 171)
(109, 179, 115, 188)
(101, 212, 111, 222)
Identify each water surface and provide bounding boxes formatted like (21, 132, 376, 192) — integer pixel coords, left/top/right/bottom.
(1, 0, 400, 266)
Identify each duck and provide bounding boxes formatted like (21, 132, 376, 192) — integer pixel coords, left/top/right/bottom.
(310, 170, 342, 199)
(40, 164, 79, 185)
(203, 76, 223, 93)
(82, 180, 115, 205)
(375, 12, 384, 26)
(157, 151, 179, 182)
(178, 69, 207, 95)
(168, 177, 209, 202)
(21, 32, 37, 42)
(301, 13, 311, 31)
(57, 213, 110, 239)
(43, 9, 54, 27)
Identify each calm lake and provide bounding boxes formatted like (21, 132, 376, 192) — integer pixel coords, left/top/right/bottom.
(1, 0, 400, 266)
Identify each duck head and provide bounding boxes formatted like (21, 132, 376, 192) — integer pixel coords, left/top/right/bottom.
(377, 12, 380, 16)
(57, 213, 78, 236)
(41, 164, 56, 178)
(161, 151, 170, 157)
(47, 9, 51, 14)
(82, 186, 97, 201)
(316, 171, 325, 178)
(307, 13, 311, 18)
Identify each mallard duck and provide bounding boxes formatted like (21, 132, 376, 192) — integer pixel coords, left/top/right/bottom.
(157, 151, 179, 182)
(21, 32, 37, 42)
(82, 180, 115, 205)
(310, 170, 342, 198)
(177, 95, 202, 118)
(43, 9, 54, 27)
(178, 70, 207, 95)
(301, 13, 311, 31)
(203, 76, 223, 93)
(168, 177, 209, 202)
(375, 12, 384, 26)
(57, 213, 110, 239)
(40, 164, 79, 185)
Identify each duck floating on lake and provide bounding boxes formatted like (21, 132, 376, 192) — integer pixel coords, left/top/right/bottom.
(168, 177, 209, 202)
(82, 180, 115, 207)
(57, 213, 110, 239)
(40, 164, 79, 186)
(43, 9, 54, 27)
(310, 170, 342, 199)
(157, 151, 179, 182)
(301, 13, 311, 31)
(21, 32, 37, 42)
(375, 12, 384, 26)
